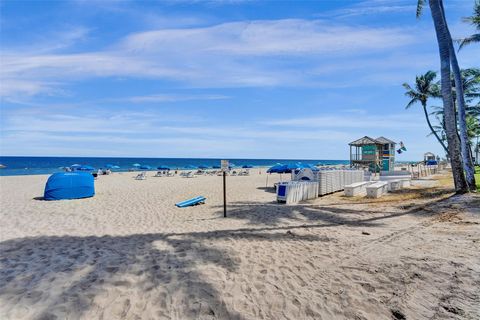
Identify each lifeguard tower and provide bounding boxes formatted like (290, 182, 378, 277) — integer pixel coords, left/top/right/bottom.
(424, 152, 435, 162)
(349, 136, 396, 172)
(423, 152, 438, 165)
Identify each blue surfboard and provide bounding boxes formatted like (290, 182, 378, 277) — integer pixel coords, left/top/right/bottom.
(175, 196, 206, 208)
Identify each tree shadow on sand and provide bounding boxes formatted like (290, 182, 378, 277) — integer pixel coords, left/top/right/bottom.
(0, 228, 324, 319)
(212, 189, 457, 228)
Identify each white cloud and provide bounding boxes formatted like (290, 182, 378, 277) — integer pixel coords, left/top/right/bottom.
(262, 114, 425, 130)
(127, 94, 229, 103)
(121, 19, 416, 56)
(1, 18, 422, 97)
(0, 103, 445, 159)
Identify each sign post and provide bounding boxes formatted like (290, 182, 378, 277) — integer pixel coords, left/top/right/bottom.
(221, 160, 229, 218)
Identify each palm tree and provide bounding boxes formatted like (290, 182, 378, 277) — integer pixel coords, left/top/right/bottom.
(433, 67, 480, 189)
(458, 1, 480, 50)
(440, 0, 477, 192)
(417, 0, 469, 192)
(403, 71, 449, 155)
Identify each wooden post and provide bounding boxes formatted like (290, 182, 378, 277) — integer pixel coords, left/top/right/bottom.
(223, 171, 227, 218)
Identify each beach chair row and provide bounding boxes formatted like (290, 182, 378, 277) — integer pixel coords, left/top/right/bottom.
(135, 169, 251, 180)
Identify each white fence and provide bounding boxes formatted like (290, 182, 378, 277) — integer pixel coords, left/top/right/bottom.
(276, 181, 319, 204)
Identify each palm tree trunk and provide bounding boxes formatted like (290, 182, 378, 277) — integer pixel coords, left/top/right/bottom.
(439, 0, 477, 191)
(429, 0, 468, 193)
(422, 103, 449, 155)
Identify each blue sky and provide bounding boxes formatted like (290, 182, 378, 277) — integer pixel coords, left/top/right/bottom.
(1, 0, 478, 160)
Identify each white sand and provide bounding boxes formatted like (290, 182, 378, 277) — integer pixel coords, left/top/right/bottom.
(0, 171, 479, 320)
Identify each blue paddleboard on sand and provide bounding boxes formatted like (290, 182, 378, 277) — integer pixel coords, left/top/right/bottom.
(175, 196, 206, 208)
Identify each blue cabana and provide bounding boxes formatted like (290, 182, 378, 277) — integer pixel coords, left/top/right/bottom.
(44, 172, 95, 200)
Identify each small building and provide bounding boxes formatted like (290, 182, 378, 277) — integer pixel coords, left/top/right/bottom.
(349, 136, 396, 172)
(423, 152, 438, 165)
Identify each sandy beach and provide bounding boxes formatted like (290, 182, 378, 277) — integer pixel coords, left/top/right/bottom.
(0, 170, 479, 320)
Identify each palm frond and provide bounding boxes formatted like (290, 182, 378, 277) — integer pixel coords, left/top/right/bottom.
(402, 83, 413, 91)
(458, 34, 480, 50)
(416, 0, 426, 18)
(405, 98, 417, 109)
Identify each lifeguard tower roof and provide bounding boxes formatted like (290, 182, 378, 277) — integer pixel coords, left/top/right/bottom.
(349, 136, 396, 146)
(375, 136, 396, 145)
(349, 136, 380, 146)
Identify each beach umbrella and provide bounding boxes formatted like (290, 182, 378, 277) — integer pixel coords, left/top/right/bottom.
(302, 163, 319, 171)
(157, 166, 170, 171)
(266, 163, 288, 187)
(139, 165, 151, 170)
(132, 163, 141, 167)
(267, 164, 288, 173)
(77, 165, 95, 171)
(294, 163, 319, 172)
(242, 165, 253, 168)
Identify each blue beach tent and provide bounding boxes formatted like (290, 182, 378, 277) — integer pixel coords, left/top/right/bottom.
(44, 172, 95, 200)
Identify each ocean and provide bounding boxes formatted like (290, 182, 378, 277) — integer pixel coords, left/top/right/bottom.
(0, 156, 349, 176)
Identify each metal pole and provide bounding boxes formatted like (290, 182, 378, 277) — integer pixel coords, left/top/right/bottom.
(223, 171, 227, 218)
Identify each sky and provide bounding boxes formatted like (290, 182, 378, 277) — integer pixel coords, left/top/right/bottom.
(0, 0, 479, 160)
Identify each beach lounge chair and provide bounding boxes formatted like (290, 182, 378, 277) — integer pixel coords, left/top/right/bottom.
(175, 196, 206, 208)
(154, 171, 163, 177)
(135, 172, 146, 180)
(181, 171, 195, 178)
